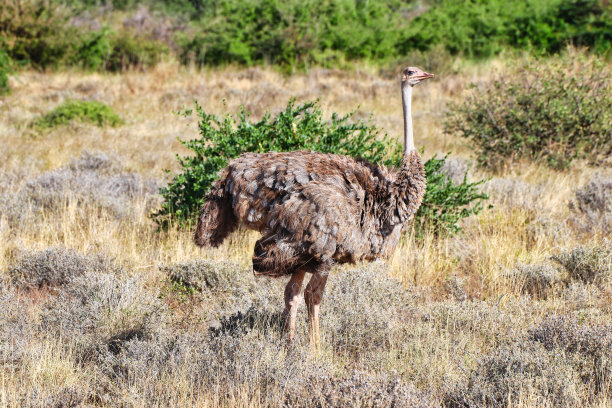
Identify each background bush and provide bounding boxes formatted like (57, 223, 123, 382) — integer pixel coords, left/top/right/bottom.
(34, 100, 124, 128)
(2, 0, 610, 71)
(174, 0, 612, 68)
(154, 100, 487, 236)
(0, 0, 169, 71)
(401, 0, 612, 58)
(176, 0, 418, 69)
(0, 0, 77, 69)
(445, 51, 612, 169)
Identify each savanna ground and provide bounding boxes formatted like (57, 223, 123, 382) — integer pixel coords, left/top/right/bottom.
(0, 60, 611, 407)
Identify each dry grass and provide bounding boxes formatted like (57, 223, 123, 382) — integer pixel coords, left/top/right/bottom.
(0, 61, 610, 407)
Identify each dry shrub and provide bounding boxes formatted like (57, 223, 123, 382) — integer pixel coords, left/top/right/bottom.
(0, 282, 29, 364)
(68, 150, 122, 173)
(12, 337, 120, 407)
(531, 315, 612, 358)
(41, 271, 168, 361)
(0, 171, 29, 226)
(322, 262, 415, 356)
(445, 344, 584, 408)
(499, 243, 610, 298)
(531, 315, 612, 396)
(444, 275, 468, 301)
(21, 385, 89, 408)
(287, 370, 434, 408)
(162, 259, 245, 293)
(444, 313, 612, 407)
(7, 246, 116, 289)
(501, 262, 561, 299)
(553, 242, 611, 287)
(2, 151, 160, 225)
(570, 174, 612, 234)
(422, 300, 519, 343)
(24, 151, 159, 216)
(439, 156, 470, 185)
(94, 323, 436, 407)
(92, 316, 326, 405)
(525, 214, 571, 242)
(163, 259, 284, 329)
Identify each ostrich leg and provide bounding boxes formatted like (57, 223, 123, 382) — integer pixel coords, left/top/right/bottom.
(283, 269, 307, 344)
(304, 269, 329, 353)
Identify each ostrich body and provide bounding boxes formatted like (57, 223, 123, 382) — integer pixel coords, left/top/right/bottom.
(195, 67, 433, 351)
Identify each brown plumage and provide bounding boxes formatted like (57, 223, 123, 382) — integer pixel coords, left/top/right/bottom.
(196, 150, 425, 272)
(194, 66, 433, 351)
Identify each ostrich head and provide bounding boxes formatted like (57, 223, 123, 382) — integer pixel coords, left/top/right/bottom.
(400, 66, 434, 154)
(401, 66, 434, 87)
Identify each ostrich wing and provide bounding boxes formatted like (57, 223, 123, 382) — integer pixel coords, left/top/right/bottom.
(269, 178, 366, 263)
(223, 151, 393, 264)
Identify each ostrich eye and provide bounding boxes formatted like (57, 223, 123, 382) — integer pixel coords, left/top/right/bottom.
(408, 70, 415, 75)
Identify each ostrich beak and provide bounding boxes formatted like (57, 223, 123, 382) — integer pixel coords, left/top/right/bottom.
(419, 72, 435, 81)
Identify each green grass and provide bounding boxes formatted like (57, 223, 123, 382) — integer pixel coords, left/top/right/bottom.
(34, 100, 124, 129)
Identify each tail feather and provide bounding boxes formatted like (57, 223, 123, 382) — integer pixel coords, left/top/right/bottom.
(194, 181, 237, 247)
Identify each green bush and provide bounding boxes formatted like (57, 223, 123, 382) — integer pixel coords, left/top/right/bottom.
(153, 100, 487, 237)
(444, 52, 612, 169)
(0, 0, 167, 71)
(72, 27, 169, 71)
(73, 27, 113, 71)
(0, 50, 11, 94)
(418, 154, 488, 235)
(4, 0, 611, 71)
(401, 0, 612, 58)
(177, 0, 611, 68)
(177, 0, 412, 68)
(34, 100, 124, 128)
(105, 30, 169, 72)
(0, 0, 77, 69)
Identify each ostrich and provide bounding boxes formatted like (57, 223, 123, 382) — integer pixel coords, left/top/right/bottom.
(195, 67, 433, 351)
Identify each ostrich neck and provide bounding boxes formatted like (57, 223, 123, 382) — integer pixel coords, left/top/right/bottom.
(401, 84, 414, 154)
(385, 83, 425, 226)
